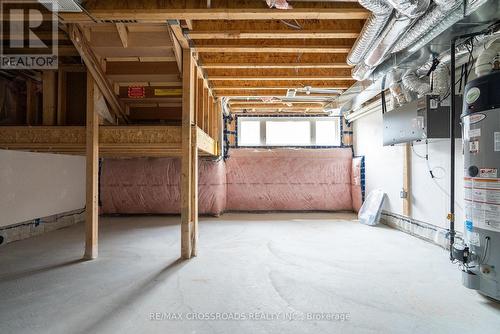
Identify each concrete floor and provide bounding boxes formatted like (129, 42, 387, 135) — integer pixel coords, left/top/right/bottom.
(0, 213, 499, 334)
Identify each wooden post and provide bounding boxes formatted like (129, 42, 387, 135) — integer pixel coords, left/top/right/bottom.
(197, 77, 204, 128)
(26, 79, 37, 125)
(203, 86, 209, 133)
(84, 73, 99, 260)
(190, 126, 198, 256)
(403, 143, 411, 217)
(181, 49, 197, 259)
(42, 71, 56, 125)
(57, 70, 67, 125)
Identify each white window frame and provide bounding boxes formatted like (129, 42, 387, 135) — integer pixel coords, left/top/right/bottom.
(237, 116, 341, 147)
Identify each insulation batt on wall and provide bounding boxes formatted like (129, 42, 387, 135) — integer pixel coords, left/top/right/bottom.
(100, 149, 363, 215)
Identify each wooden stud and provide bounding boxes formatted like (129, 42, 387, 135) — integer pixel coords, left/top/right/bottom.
(203, 86, 209, 134)
(84, 73, 99, 260)
(115, 23, 128, 47)
(168, 27, 183, 74)
(190, 126, 198, 256)
(68, 24, 127, 122)
(42, 71, 56, 125)
(57, 70, 67, 125)
(26, 79, 37, 125)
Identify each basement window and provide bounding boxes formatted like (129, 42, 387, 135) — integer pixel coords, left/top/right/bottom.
(237, 116, 341, 147)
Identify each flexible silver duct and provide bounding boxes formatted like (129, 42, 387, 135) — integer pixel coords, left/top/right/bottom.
(347, 0, 393, 66)
(352, 0, 430, 70)
(475, 38, 500, 77)
(401, 70, 431, 97)
(393, 1, 462, 53)
(364, 13, 414, 67)
(394, 0, 489, 54)
(351, 61, 374, 81)
(347, 14, 392, 65)
(432, 62, 450, 97)
(386, 0, 430, 18)
(387, 70, 409, 107)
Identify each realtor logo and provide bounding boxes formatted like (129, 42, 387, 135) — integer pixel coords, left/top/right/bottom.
(1, 0, 58, 69)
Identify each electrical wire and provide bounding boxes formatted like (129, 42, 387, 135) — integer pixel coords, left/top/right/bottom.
(480, 236, 491, 264)
(280, 19, 302, 30)
(411, 140, 463, 211)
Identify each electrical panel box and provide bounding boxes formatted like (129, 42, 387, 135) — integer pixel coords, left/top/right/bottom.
(383, 95, 462, 146)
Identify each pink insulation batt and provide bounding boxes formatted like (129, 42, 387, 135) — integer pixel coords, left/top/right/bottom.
(100, 148, 363, 215)
(100, 158, 226, 215)
(225, 148, 354, 211)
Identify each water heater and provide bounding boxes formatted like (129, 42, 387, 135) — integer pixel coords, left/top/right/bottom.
(459, 70, 500, 301)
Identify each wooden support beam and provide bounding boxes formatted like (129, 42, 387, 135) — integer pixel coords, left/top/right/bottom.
(195, 45, 351, 53)
(85, 74, 99, 260)
(216, 101, 222, 155)
(181, 49, 197, 259)
(205, 68, 352, 78)
(168, 21, 190, 49)
(201, 62, 351, 69)
(0, 125, 218, 157)
(60, 7, 369, 22)
(196, 127, 217, 156)
(168, 26, 184, 74)
(208, 76, 353, 81)
(188, 30, 359, 39)
(212, 80, 354, 89)
(115, 23, 128, 47)
(198, 52, 349, 66)
(42, 71, 56, 125)
(68, 24, 127, 123)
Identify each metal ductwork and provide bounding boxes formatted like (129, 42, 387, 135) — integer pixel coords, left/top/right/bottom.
(401, 70, 431, 97)
(432, 62, 450, 97)
(392, 0, 462, 53)
(474, 37, 500, 77)
(386, 0, 430, 18)
(347, 0, 393, 66)
(340, 0, 498, 115)
(387, 70, 410, 107)
(348, 0, 430, 77)
(38, 0, 83, 12)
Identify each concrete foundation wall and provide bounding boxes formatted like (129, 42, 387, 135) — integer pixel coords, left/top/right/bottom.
(0, 150, 86, 228)
(353, 110, 465, 233)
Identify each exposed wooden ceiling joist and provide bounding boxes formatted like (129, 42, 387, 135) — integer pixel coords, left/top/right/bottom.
(89, 31, 173, 48)
(195, 46, 351, 53)
(106, 61, 180, 75)
(209, 76, 352, 81)
(198, 52, 349, 64)
(215, 91, 335, 97)
(212, 80, 353, 89)
(187, 30, 359, 39)
(190, 19, 365, 31)
(201, 63, 351, 69)
(61, 1, 369, 22)
(205, 68, 352, 78)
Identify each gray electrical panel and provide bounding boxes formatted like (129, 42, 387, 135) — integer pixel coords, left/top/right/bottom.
(383, 95, 462, 146)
